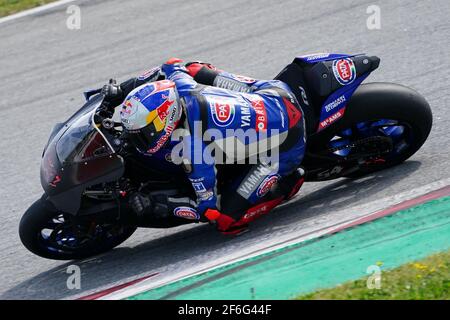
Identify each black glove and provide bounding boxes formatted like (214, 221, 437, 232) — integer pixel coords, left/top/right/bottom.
(101, 79, 124, 110)
(130, 191, 201, 221)
(151, 193, 201, 221)
(129, 192, 152, 219)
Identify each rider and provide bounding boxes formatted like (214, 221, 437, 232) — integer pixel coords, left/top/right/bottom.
(101, 58, 306, 235)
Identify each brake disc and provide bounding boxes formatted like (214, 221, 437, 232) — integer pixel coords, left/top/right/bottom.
(326, 136, 393, 158)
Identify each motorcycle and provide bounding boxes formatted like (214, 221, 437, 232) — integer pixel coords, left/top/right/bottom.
(19, 53, 432, 260)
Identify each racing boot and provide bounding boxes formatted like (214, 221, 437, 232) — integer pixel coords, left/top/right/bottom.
(277, 168, 305, 201)
(205, 209, 249, 236)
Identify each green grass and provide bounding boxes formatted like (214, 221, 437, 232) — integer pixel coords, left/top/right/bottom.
(298, 250, 450, 300)
(0, 0, 57, 17)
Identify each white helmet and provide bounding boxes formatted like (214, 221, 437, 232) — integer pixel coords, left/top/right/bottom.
(120, 80, 182, 154)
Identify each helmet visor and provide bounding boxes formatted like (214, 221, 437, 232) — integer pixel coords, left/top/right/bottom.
(127, 122, 169, 154)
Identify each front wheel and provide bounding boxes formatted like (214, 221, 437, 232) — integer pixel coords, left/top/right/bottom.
(19, 196, 137, 260)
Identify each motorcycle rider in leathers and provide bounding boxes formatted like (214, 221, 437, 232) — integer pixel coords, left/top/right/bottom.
(101, 58, 306, 235)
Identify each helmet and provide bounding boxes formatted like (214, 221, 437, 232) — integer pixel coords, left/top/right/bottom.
(120, 80, 182, 154)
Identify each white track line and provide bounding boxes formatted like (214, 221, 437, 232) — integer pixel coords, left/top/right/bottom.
(95, 177, 450, 300)
(0, 0, 79, 25)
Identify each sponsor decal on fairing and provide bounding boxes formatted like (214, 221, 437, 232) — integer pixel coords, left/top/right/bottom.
(317, 72, 369, 132)
(325, 95, 347, 113)
(318, 107, 346, 131)
(332, 58, 356, 85)
(297, 53, 352, 64)
(305, 53, 330, 61)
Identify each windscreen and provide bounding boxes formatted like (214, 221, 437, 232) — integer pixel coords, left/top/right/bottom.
(55, 100, 115, 164)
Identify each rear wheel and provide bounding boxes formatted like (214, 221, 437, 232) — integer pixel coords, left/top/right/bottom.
(19, 196, 137, 260)
(310, 83, 432, 178)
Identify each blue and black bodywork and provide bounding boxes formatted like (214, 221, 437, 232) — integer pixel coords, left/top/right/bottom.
(275, 52, 380, 135)
(275, 52, 430, 181)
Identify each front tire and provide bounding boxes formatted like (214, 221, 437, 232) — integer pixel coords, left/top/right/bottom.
(19, 196, 137, 260)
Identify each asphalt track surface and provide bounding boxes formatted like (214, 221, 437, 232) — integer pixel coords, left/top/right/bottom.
(0, 0, 449, 299)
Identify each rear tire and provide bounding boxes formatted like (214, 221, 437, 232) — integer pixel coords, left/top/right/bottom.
(19, 196, 137, 260)
(314, 82, 432, 177)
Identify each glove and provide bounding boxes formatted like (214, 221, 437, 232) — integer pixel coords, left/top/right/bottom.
(153, 194, 199, 221)
(131, 192, 201, 221)
(101, 79, 123, 99)
(161, 57, 187, 78)
(129, 192, 152, 219)
(100, 79, 124, 110)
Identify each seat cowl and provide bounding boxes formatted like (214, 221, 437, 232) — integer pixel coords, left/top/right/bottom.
(303, 55, 380, 97)
(295, 53, 358, 65)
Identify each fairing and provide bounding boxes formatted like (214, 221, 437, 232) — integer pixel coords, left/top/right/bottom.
(40, 94, 124, 214)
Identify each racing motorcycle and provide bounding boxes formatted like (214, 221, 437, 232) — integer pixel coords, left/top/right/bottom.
(19, 53, 432, 260)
